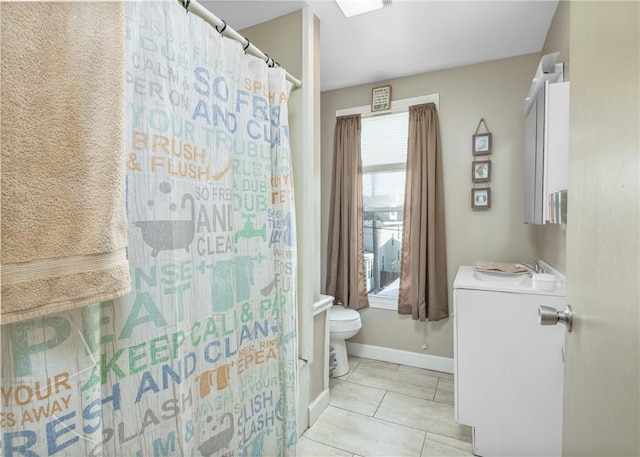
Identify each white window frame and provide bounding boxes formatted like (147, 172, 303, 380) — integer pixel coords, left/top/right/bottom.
(336, 94, 439, 310)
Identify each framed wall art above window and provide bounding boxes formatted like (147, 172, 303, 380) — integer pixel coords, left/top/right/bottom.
(371, 84, 392, 112)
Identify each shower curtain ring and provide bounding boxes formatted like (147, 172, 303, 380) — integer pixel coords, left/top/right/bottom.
(183, 0, 190, 13)
(243, 37, 251, 52)
(215, 20, 227, 35)
(264, 53, 272, 67)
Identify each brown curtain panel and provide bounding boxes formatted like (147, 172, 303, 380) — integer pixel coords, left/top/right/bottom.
(398, 103, 448, 321)
(326, 115, 369, 310)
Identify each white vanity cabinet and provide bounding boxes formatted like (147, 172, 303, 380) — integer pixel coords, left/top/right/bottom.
(453, 266, 566, 456)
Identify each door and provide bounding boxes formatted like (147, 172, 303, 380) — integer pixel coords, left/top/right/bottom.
(563, 2, 639, 455)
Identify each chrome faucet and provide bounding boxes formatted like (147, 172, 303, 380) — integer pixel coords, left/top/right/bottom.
(517, 261, 544, 274)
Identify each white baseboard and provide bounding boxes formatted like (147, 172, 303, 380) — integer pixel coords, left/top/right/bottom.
(308, 388, 330, 426)
(346, 342, 454, 374)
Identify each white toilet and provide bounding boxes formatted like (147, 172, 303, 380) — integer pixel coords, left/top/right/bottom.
(329, 305, 362, 377)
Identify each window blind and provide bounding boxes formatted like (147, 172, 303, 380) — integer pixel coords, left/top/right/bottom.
(361, 111, 409, 168)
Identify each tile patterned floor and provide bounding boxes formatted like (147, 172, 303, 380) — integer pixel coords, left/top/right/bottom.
(300, 356, 474, 457)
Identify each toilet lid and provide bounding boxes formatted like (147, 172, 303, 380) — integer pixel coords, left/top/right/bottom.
(329, 306, 360, 323)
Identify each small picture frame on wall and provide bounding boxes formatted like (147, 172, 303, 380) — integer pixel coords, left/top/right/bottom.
(471, 187, 491, 210)
(371, 85, 392, 112)
(472, 160, 491, 183)
(472, 132, 492, 155)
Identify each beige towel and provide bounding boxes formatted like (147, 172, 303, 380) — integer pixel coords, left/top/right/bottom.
(1, 2, 130, 323)
(474, 260, 528, 274)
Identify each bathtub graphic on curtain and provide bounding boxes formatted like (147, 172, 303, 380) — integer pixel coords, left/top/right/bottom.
(0, 2, 298, 456)
(135, 186, 197, 257)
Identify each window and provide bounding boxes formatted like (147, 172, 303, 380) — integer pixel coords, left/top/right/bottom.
(362, 111, 408, 300)
(336, 94, 439, 308)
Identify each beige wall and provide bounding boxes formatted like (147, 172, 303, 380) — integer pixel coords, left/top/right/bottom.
(240, 11, 303, 75)
(321, 54, 540, 358)
(537, 0, 570, 272)
(543, 0, 570, 64)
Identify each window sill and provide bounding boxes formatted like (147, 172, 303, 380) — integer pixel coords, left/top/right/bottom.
(367, 296, 397, 311)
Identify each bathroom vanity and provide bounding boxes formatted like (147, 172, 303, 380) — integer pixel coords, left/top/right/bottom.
(453, 263, 566, 456)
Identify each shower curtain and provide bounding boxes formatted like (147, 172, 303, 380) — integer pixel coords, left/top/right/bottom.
(0, 2, 298, 456)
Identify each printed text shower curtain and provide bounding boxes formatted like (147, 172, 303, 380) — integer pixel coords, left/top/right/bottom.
(0, 2, 298, 456)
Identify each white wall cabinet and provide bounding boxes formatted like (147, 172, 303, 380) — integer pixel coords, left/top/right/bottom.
(524, 61, 569, 225)
(524, 83, 546, 223)
(544, 81, 570, 200)
(454, 285, 566, 456)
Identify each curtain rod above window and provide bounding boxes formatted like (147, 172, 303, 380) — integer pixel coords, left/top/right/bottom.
(180, 0, 302, 89)
(336, 93, 439, 118)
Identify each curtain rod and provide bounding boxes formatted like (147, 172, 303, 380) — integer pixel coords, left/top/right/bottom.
(180, 0, 302, 89)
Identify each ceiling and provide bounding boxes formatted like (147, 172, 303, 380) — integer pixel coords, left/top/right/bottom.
(200, 0, 559, 91)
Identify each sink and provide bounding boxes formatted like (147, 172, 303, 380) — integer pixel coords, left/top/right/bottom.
(455, 264, 565, 295)
(472, 270, 530, 286)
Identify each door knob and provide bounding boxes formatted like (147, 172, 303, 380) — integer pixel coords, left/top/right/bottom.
(538, 304, 573, 332)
